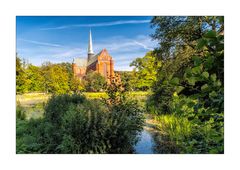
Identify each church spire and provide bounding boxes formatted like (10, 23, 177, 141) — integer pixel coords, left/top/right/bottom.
(88, 29, 94, 62)
(88, 29, 94, 54)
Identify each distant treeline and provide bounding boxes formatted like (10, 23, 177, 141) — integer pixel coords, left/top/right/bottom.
(16, 56, 156, 94)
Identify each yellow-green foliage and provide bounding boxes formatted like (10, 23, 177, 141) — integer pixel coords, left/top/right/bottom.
(83, 92, 108, 99)
(155, 115, 192, 143)
(16, 93, 50, 106)
(17, 91, 150, 106)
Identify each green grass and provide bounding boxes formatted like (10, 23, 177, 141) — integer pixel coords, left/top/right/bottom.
(17, 103, 45, 120)
(16, 91, 150, 120)
(154, 114, 224, 153)
(17, 91, 150, 105)
(16, 93, 50, 106)
(155, 114, 192, 142)
(82, 92, 108, 99)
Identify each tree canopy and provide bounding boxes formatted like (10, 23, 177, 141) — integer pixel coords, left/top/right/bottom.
(146, 16, 224, 153)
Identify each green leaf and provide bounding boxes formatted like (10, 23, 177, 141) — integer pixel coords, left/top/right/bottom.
(202, 71, 209, 79)
(201, 84, 208, 91)
(197, 39, 207, 49)
(204, 30, 217, 38)
(188, 77, 196, 86)
(216, 80, 222, 87)
(192, 56, 202, 66)
(171, 77, 180, 85)
(185, 68, 192, 75)
(176, 86, 184, 93)
(210, 74, 217, 82)
(191, 66, 202, 74)
(216, 43, 224, 51)
(209, 91, 217, 98)
(187, 101, 195, 108)
(204, 56, 214, 69)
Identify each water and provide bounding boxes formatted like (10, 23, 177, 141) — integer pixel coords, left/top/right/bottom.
(134, 128, 156, 154)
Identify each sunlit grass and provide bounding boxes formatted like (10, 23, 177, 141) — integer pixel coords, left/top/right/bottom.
(82, 92, 108, 99)
(17, 91, 150, 104)
(155, 114, 193, 143)
(16, 93, 50, 106)
(16, 91, 151, 120)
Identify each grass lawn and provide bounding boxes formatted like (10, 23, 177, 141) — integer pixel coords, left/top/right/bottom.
(16, 91, 150, 105)
(16, 91, 151, 119)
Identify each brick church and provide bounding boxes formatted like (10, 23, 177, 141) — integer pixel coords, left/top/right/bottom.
(72, 30, 115, 83)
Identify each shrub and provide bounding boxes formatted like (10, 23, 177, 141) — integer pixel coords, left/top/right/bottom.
(44, 94, 86, 125)
(16, 84, 145, 153)
(155, 113, 224, 153)
(16, 105, 26, 120)
(59, 101, 110, 153)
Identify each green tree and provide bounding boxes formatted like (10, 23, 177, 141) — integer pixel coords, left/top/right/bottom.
(149, 16, 224, 113)
(130, 51, 161, 91)
(58, 62, 74, 90)
(25, 64, 44, 92)
(70, 76, 85, 93)
(85, 71, 106, 92)
(116, 71, 135, 91)
(41, 63, 70, 94)
(16, 56, 30, 93)
(148, 16, 224, 153)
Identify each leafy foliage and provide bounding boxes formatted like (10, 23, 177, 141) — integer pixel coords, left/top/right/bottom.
(25, 64, 45, 92)
(16, 78, 144, 153)
(116, 71, 135, 91)
(130, 52, 161, 91)
(70, 76, 85, 93)
(41, 63, 70, 94)
(84, 71, 107, 92)
(16, 105, 26, 120)
(16, 58, 106, 94)
(148, 16, 224, 153)
(16, 56, 30, 93)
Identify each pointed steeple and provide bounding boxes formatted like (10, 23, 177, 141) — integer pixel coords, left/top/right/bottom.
(88, 29, 94, 54)
(88, 29, 94, 62)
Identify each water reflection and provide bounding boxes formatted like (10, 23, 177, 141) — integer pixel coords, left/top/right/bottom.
(134, 125, 179, 154)
(134, 129, 155, 154)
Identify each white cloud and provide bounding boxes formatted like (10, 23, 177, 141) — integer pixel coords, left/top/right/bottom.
(132, 41, 153, 50)
(93, 35, 157, 53)
(19, 38, 62, 47)
(40, 20, 151, 30)
(17, 34, 157, 70)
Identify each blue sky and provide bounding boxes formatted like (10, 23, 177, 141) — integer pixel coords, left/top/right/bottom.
(16, 16, 157, 71)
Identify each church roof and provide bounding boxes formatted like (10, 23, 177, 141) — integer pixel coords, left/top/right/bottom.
(87, 49, 111, 66)
(87, 51, 101, 66)
(73, 58, 87, 67)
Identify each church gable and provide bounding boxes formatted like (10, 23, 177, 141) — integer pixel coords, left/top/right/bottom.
(97, 49, 112, 62)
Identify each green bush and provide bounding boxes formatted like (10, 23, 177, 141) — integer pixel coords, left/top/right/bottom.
(16, 85, 144, 153)
(58, 100, 111, 153)
(16, 105, 26, 120)
(44, 94, 86, 125)
(154, 113, 223, 153)
(147, 17, 224, 153)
